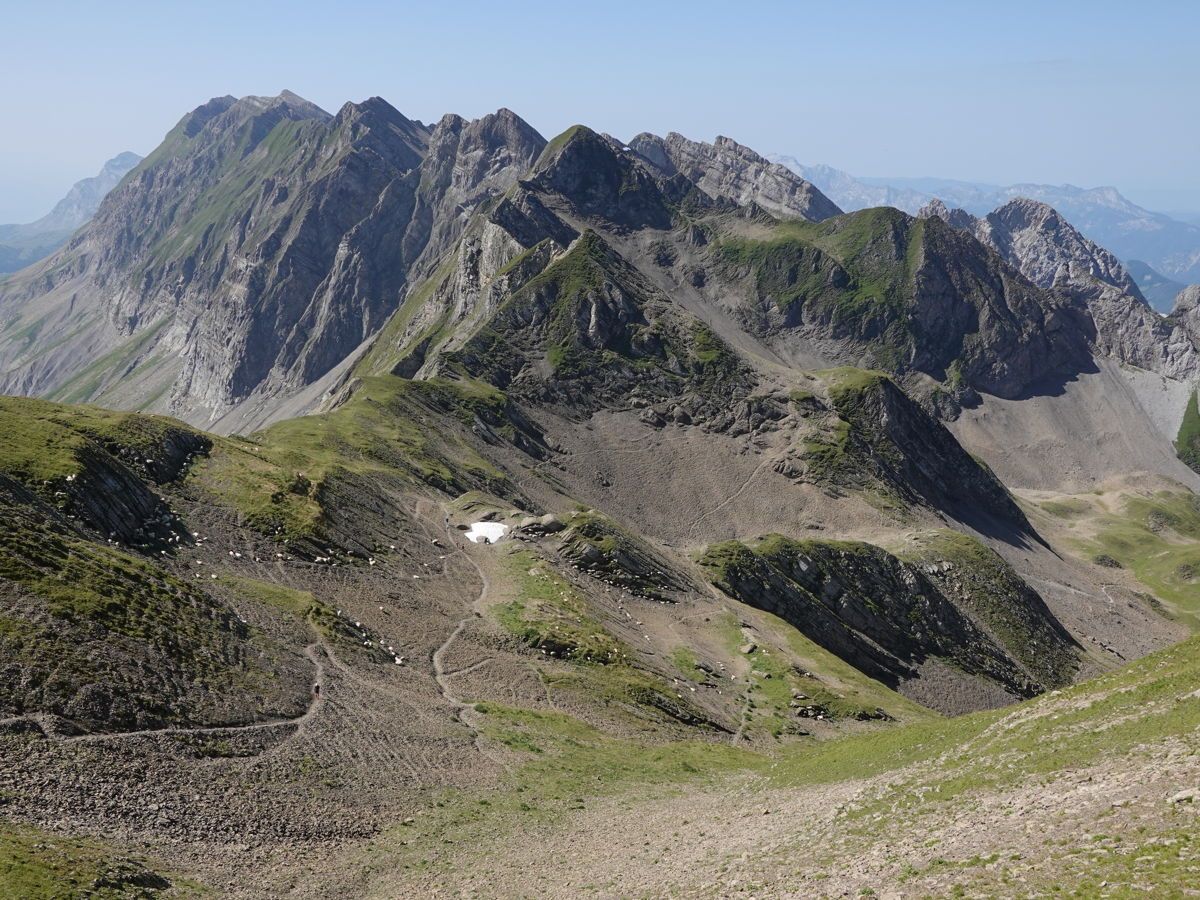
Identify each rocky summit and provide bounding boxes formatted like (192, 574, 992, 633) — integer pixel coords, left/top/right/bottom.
(1, 89, 1199, 898)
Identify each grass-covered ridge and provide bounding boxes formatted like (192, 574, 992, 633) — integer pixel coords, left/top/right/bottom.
(491, 545, 725, 732)
(0, 395, 205, 488)
(557, 508, 681, 598)
(891, 529, 1079, 688)
(441, 230, 750, 411)
(0, 487, 303, 732)
(715, 208, 923, 368)
(193, 375, 516, 543)
(494, 548, 627, 664)
(700, 530, 1074, 704)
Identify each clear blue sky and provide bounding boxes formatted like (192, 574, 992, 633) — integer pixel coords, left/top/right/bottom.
(2, 0, 1197, 221)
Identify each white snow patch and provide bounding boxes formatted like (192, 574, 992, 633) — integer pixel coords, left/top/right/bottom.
(465, 522, 509, 544)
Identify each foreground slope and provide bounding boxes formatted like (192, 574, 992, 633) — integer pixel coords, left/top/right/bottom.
(0, 350, 1193, 897)
(318, 628, 1200, 898)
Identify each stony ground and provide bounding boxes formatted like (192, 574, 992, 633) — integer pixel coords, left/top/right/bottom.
(2, 400, 1197, 897)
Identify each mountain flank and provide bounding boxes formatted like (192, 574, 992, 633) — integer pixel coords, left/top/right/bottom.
(0, 91, 1198, 897)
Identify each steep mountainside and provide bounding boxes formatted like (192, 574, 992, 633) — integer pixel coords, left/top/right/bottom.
(0, 151, 141, 274)
(5, 92, 1196, 453)
(919, 197, 1143, 300)
(2, 91, 1200, 897)
(0, 93, 546, 430)
(365, 124, 1108, 422)
(920, 197, 1200, 385)
(630, 134, 843, 223)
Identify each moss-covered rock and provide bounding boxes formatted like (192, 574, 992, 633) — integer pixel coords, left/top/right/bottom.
(700, 531, 1078, 712)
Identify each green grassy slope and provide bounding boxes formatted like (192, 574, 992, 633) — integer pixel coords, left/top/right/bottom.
(0, 823, 202, 898)
(192, 375, 519, 543)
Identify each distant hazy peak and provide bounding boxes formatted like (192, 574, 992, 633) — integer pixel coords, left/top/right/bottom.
(101, 151, 141, 173)
(10, 150, 143, 236)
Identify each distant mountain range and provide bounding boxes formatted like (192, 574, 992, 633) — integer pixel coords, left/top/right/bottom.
(0, 151, 141, 273)
(1125, 259, 1189, 310)
(771, 156, 1200, 306)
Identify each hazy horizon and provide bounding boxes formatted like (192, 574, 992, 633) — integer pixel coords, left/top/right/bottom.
(2, 0, 1197, 222)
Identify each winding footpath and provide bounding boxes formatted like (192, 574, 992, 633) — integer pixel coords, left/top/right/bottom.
(16, 642, 329, 746)
(417, 497, 509, 766)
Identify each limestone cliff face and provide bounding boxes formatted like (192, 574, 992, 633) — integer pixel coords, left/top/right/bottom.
(920, 197, 1200, 382)
(920, 197, 1142, 298)
(629, 131, 843, 223)
(1173, 285, 1200, 343)
(0, 93, 545, 427)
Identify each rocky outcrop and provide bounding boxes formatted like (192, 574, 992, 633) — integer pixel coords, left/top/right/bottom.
(713, 207, 1093, 401)
(0, 474, 311, 733)
(529, 126, 680, 230)
(810, 370, 1036, 537)
(701, 533, 1079, 712)
(556, 510, 686, 600)
(920, 197, 1200, 382)
(920, 197, 1143, 300)
(436, 230, 754, 421)
(1173, 285, 1200, 343)
(629, 132, 842, 223)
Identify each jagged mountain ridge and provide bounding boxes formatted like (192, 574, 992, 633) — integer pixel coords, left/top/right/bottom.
(920, 197, 1200, 384)
(2, 91, 1197, 498)
(0, 93, 549, 429)
(772, 156, 1200, 286)
(365, 122, 1125, 418)
(5, 90, 1197, 441)
(2, 91, 1200, 897)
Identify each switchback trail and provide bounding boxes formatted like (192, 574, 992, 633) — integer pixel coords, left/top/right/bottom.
(47, 642, 327, 745)
(417, 497, 507, 766)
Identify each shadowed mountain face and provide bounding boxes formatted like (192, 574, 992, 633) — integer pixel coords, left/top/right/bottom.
(921, 198, 1200, 384)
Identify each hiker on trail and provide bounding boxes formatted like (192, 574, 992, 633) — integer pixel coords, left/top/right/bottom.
(313, 684, 320, 697)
